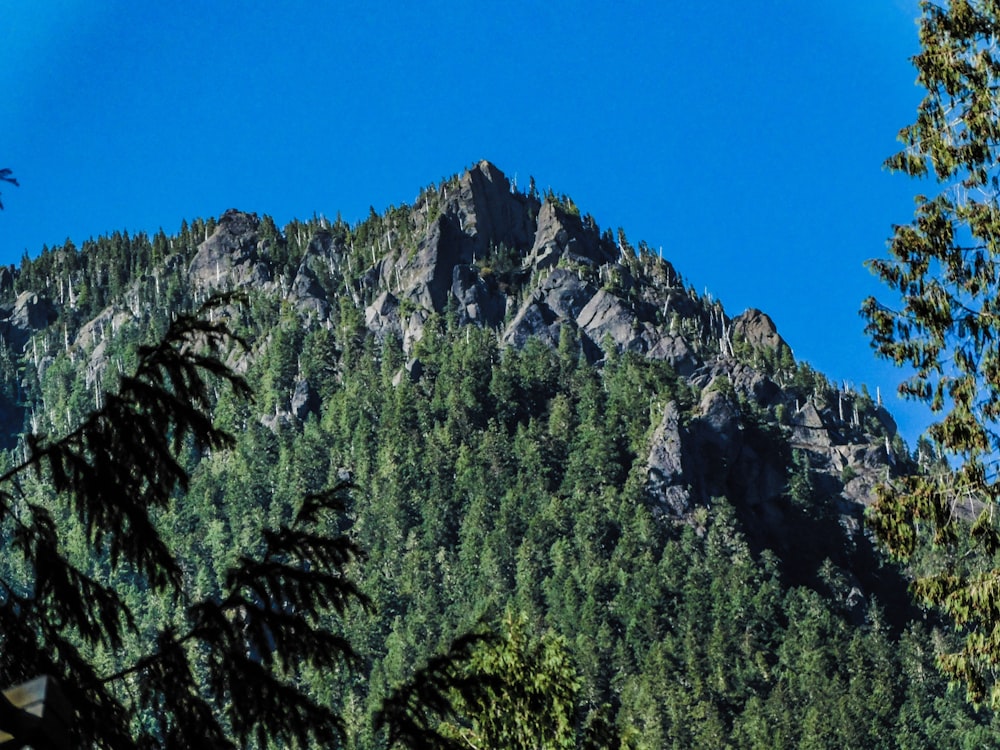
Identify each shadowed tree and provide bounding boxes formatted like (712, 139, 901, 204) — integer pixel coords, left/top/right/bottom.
(0, 300, 369, 748)
(376, 612, 624, 749)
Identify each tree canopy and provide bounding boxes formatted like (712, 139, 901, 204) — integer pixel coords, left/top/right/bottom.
(863, 0, 1000, 706)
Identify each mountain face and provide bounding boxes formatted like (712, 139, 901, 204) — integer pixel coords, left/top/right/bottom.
(1, 161, 991, 745)
(178, 161, 897, 545)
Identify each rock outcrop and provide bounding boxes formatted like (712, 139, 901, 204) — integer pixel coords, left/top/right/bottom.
(188, 210, 271, 293)
(454, 160, 537, 258)
(732, 308, 788, 353)
(646, 401, 691, 517)
(526, 199, 612, 269)
(234, 161, 898, 539)
(291, 230, 339, 321)
(0, 292, 58, 352)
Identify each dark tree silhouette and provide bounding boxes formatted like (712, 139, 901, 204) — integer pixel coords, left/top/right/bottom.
(0, 300, 369, 748)
(0, 168, 17, 209)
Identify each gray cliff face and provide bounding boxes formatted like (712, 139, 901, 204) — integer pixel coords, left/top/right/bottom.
(646, 401, 691, 517)
(399, 213, 472, 313)
(0, 292, 58, 352)
(527, 199, 613, 270)
(732, 308, 787, 352)
(455, 160, 537, 257)
(188, 209, 271, 293)
(452, 264, 505, 327)
(291, 230, 343, 321)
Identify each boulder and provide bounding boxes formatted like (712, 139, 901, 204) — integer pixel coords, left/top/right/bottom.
(291, 380, 320, 421)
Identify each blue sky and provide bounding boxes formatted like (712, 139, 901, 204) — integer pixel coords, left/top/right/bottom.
(2, 1, 931, 440)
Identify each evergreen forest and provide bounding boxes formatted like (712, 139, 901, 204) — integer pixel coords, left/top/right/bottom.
(0, 161, 997, 747)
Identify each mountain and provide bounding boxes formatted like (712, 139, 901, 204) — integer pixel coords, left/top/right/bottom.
(0, 161, 995, 746)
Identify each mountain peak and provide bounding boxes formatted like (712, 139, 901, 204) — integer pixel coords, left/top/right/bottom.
(5, 162, 905, 554)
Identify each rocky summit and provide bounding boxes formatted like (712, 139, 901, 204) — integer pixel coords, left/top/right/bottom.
(180, 163, 899, 541)
(6, 161, 903, 541)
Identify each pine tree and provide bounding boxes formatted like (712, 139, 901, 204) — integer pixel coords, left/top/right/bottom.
(862, 0, 1000, 706)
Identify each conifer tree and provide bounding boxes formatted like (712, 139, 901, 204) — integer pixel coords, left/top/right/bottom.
(862, 0, 1000, 706)
(0, 301, 368, 748)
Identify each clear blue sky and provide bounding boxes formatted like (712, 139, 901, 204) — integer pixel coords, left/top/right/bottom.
(2, 1, 931, 441)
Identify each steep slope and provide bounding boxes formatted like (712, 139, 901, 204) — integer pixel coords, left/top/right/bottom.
(4, 162, 908, 588)
(0, 161, 989, 746)
(168, 162, 904, 560)
(1, 160, 908, 594)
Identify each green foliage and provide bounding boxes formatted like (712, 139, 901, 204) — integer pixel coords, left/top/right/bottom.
(862, 0, 1000, 706)
(304, 315, 992, 746)
(840, 464, 859, 485)
(0, 304, 368, 748)
(442, 613, 582, 749)
(545, 190, 581, 218)
(376, 631, 497, 749)
(731, 333, 796, 383)
(5, 156, 1000, 745)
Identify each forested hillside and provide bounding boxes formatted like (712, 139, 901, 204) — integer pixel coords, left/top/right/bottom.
(1, 161, 996, 747)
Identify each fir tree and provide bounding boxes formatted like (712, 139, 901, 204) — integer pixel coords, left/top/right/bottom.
(863, 0, 1000, 706)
